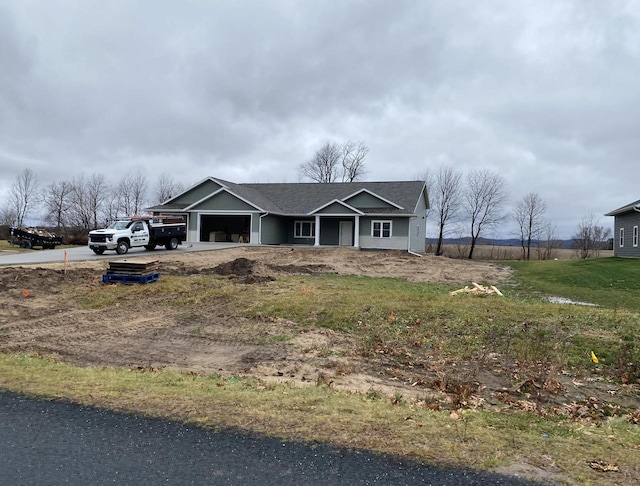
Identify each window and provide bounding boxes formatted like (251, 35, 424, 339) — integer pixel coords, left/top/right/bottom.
(372, 220, 392, 238)
(634, 226, 638, 247)
(620, 228, 625, 247)
(294, 221, 315, 238)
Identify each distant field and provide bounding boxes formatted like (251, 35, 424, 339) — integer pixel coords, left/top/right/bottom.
(430, 243, 613, 260)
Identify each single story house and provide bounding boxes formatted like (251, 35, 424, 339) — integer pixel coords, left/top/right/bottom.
(605, 199, 640, 257)
(147, 177, 429, 253)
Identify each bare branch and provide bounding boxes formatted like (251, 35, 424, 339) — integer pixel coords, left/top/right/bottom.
(465, 169, 509, 259)
(8, 168, 40, 227)
(299, 140, 368, 183)
(154, 172, 185, 205)
(429, 165, 463, 256)
(513, 193, 547, 260)
(572, 213, 611, 258)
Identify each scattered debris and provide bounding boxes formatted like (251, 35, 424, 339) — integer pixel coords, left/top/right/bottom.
(449, 282, 503, 296)
(589, 460, 620, 473)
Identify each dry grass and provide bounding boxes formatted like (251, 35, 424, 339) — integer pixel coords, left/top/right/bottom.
(431, 243, 614, 261)
(2, 354, 639, 484)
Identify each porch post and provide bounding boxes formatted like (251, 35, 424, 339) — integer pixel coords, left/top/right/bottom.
(314, 215, 320, 246)
(354, 216, 360, 248)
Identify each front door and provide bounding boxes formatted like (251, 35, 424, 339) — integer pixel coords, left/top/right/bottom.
(339, 221, 353, 246)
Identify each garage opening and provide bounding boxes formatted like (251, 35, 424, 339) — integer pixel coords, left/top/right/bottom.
(200, 215, 251, 243)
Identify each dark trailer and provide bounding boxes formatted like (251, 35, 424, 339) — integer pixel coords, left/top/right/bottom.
(10, 227, 63, 249)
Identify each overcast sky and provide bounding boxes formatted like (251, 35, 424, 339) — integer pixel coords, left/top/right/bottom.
(1, 0, 639, 238)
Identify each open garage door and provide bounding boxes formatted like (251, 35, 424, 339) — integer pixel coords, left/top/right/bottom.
(200, 215, 251, 243)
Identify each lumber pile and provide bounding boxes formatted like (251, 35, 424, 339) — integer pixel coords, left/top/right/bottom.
(106, 259, 159, 275)
(103, 259, 160, 284)
(449, 282, 503, 296)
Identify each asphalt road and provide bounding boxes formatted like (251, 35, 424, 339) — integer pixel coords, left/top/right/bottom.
(0, 392, 540, 485)
(0, 242, 240, 266)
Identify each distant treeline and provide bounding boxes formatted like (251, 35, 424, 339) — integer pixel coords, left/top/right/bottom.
(426, 237, 614, 250)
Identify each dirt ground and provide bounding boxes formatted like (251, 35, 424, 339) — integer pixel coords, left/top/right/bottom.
(0, 246, 634, 417)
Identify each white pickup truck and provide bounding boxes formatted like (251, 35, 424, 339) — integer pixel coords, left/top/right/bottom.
(88, 217, 187, 255)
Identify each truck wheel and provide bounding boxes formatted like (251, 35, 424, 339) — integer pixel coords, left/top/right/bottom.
(165, 237, 179, 250)
(92, 247, 106, 255)
(144, 244, 156, 251)
(116, 240, 129, 255)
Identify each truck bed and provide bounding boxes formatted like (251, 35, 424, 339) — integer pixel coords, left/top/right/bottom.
(149, 223, 186, 237)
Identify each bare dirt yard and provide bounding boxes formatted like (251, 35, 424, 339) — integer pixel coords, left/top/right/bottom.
(1, 247, 635, 413)
(0, 247, 513, 399)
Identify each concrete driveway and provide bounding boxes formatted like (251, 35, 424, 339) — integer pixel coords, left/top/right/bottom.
(0, 242, 242, 266)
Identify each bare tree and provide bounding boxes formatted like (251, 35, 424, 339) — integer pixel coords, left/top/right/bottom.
(0, 204, 17, 227)
(536, 222, 562, 260)
(513, 193, 547, 260)
(299, 141, 368, 183)
(153, 173, 185, 205)
(118, 170, 148, 216)
(8, 168, 39, 227)
(572, 213, 612, 259)
(69, 173, 109, 230)
(340, 141, 368, 182)
(430, 165, 463, 256)
(43, 180, 74, 231)
(465, 169, 509, 259)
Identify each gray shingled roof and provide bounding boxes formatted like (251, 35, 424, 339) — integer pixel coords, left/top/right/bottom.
(151, 178, 428, 216)
(224, 180, 427, 215)
(605, 199, 640, 216)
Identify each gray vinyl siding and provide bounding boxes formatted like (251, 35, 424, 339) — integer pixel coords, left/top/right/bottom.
(191, 191, 257, 211)
(171, 180, 222, 205)
(345, 192, 396, 209)
(288, 218, 315, 245)
(359, 217, 409, 250)
(260, 215, 287, 245)
(319, 219, 340, 245)
(316, 202, 359, 214)
(409, 192, 428, 253)
(613, 212, 640, 257)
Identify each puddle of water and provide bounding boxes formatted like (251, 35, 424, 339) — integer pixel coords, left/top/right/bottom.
(546, 296, 598, 307)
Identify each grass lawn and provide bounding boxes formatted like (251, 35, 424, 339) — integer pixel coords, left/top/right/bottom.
(504, 257, 640, 311)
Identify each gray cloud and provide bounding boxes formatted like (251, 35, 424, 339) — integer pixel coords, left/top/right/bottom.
(1, 0, 639, 237)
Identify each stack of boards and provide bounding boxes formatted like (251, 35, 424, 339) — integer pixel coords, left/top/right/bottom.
(103, 259, 160, 284)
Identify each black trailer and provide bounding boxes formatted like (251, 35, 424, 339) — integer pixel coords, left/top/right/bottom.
(10, 227, 63, 249)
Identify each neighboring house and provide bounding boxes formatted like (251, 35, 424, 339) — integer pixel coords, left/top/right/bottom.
(147, 177, 429, 253)
(605, 199, 640, 257)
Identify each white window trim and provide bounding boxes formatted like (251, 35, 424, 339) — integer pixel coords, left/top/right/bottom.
(620, 227, 624, 248)
(294, 220, 315, 239)
(634, 226, 638, 247)
(371, 220, 392, 238)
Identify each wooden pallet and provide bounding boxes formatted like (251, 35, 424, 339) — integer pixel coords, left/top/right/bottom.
(102, 272, 160, 284)
(106, 259, 159, 276)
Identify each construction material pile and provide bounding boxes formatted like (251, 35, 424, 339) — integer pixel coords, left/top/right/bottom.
(449, 282, 503, 296)
(18, 227, 59, 238)
(103, 259, 160, 284)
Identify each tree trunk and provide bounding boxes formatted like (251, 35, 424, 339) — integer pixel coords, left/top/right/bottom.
(436, 226, 445, 256)
(468, 236, 477, 259)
